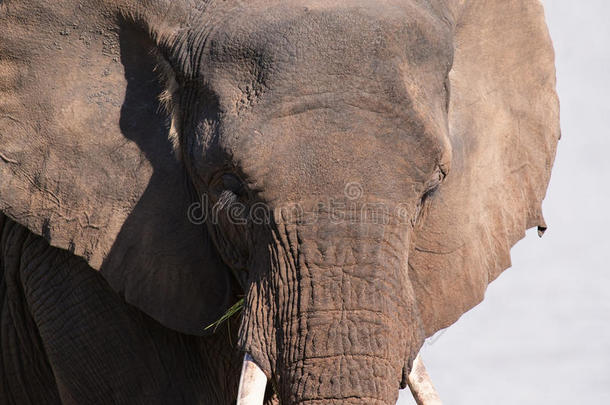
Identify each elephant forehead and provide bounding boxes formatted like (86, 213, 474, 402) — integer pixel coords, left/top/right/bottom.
(200, 0, 453, 89)
(176, 1, 453, 201)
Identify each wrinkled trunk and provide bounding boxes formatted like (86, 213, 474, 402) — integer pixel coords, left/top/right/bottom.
(239, 210, 424, 405)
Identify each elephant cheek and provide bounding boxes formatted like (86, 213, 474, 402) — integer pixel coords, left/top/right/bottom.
(237, 219, 425, 405)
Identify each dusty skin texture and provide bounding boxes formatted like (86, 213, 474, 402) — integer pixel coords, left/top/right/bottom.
(0, 0, 559, 404)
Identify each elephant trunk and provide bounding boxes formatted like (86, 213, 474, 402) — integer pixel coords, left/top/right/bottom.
(239, 211, 424, 404)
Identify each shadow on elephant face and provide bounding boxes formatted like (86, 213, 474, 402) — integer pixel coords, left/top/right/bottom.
(101, 21, 237, 336)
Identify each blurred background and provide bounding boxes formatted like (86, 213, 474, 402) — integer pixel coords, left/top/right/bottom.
(399, 1, 610, 404)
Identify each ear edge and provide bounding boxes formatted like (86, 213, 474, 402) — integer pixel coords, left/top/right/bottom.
(408, 0, 560, 338)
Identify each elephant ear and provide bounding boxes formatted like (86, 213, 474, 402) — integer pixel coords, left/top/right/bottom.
(409, 0, 560, 337)
(0, 1, 233, 335)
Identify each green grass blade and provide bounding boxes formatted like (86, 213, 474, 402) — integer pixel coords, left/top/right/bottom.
(204, 298, 245, 332)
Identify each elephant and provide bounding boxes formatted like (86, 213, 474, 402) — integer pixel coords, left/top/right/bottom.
(0, 0, 560, 404)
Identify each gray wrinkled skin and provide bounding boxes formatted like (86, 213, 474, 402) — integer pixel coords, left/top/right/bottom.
(0, 0, 559, 404)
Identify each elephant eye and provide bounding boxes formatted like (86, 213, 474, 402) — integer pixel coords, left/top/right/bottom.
(210, 172, 247, 201)
(221, 173, 244, 194)
(423, 165, 445, 195)
(444, 75, 451, 111)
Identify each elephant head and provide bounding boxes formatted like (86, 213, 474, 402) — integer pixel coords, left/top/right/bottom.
(0, 0, 559, 404)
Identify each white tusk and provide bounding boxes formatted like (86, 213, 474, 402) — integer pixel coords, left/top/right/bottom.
(407, 354, 443, 405)
(237, 353, 268, 405)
